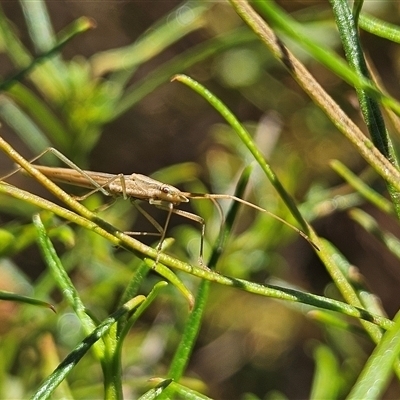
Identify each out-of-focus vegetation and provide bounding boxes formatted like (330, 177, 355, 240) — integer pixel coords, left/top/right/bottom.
(1, 1, 400, 398)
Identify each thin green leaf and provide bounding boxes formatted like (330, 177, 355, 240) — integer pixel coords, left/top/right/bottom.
(30, 295, 145, 400)
(252, 0, 400, 116)
(114, 28, 256, 118)
(349, 208, 400, 262)
(6, 83, 72, 150)
(0, 290, 55, 312)
(352, 0, 364, 26)
(144, 258, 195, 309)
(118, 281, 168, 341)
(330, 160, 393, 214)
(137, 379, 173, 400)
(316, 238, 391, 344)
(359, 14, 400, 43)
(104, 281, 168, 399)
(33, 214, 96, 326)
(0, 96, 52, 156)
(92, 1, 209, 77)
(172, 74, 314, 239)
(310, 344, 341, 400)
(330, 0, 400, 215)
(166, 165, 252, 387)
(0, 4, 31, 67)
(228, 0, 400, 192)
(308, 310, 366, 337)
(0, 17, 95, 92)
(20, 0, 56, 53)
(151, 378, 212, 400)
(347, 309, 400, 400)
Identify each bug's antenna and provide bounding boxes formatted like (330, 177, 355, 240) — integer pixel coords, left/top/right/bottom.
(183, 192, 319, 251)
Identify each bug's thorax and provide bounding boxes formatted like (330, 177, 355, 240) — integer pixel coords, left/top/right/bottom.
(109, 173, 189, 205)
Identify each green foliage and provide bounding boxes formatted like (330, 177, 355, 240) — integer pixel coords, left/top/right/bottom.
(1, 0, 400, 398)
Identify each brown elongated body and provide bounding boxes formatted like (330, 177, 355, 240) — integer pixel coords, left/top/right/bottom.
(32, 166, 189, 205)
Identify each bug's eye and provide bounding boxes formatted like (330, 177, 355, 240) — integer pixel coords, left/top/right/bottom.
(161, 186, 171, 194)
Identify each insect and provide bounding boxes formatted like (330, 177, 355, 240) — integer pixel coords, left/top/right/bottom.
(2, 147, 317, 264)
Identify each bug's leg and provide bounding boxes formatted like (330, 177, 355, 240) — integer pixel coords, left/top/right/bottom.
(125, 201, 174, 267)
(156, 203, 174, 263)
(124, 201, 164, 237)
(154, 202, 207, 268)
(0, 147, 57, 181)
(173, 208, 206, 267)
(44, 148, 111, 197)
(71, 174, 125, 201)
(1, 146, 113, 198)
(93, 197, 118, 212)
(118, 173, 128, 200)
(128, 201, 202, 267)
(184, 192, 319, 251)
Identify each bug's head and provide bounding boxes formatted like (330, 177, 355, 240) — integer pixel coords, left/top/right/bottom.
(158, 184, 189, 205)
